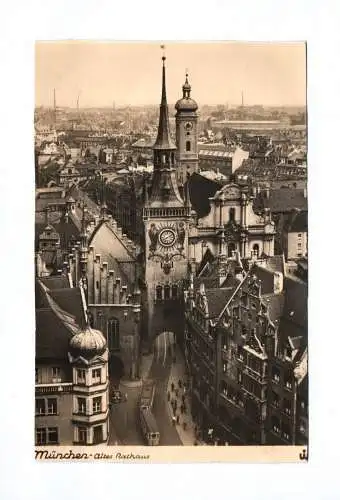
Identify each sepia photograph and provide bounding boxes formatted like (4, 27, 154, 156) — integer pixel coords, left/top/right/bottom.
(34, 41, 308, 460)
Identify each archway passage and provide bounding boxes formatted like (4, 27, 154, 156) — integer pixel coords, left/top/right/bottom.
(109, 354, 125, 389)
(152, 331, 176, 366)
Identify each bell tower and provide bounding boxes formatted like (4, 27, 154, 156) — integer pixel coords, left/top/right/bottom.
(143, 53, 191, 344)
(175, 72, 199, 185)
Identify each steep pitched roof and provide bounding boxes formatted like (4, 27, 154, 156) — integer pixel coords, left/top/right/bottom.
(257, 188, 307, 213)
(185, 173, 223, 218)
(287, 210, 308, 233)
(205, 286, 238, 319)
(36, 308, 74, 360)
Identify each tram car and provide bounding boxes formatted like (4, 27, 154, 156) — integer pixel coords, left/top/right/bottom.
(139, 380, 155, 410)
(140, 407, 160, 446)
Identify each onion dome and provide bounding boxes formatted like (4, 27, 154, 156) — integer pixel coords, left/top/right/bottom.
(69, 326, 106, 360)
(175, 73, 198, 112)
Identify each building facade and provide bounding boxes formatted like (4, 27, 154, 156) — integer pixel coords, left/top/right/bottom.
(35, 277, 110, 446)
(184, 254, 308, 446)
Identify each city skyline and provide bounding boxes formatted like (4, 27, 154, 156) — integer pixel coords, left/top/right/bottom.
(35, 42, 306, 108)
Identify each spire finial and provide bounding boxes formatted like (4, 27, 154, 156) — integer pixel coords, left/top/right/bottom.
(161, 44, 166, 63)
(182, 68, 191, 98)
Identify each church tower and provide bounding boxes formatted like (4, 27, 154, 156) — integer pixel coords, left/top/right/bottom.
(175, 72, 199, 185)
(143, 55, 192, 344)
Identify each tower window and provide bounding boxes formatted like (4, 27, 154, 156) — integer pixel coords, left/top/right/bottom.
(172, 284, 178, 299)
(164, 284, 170, 300)
(252, 244, 259, 258)
(156, 285, 162, 301)
(186, 141, 191, 152)
(108, 317, 120, 351)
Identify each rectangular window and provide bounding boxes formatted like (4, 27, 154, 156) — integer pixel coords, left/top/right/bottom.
(36, 428, 46, 445)
(92, 368, 101, 384)
(93, 397, 102, 414)
(77, 369, 86, 384)
(47, 427, 59, 444)
(78, 427, 87, 444)
(35, 399, 45, 415)
(272, 392, 280, 408)
(52, 367, 60, 379)
(78, 398, 86, 415)
(47, 398, 57, 415)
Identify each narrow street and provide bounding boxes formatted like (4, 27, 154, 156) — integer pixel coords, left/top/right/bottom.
(108, 331, 182, 446)
(149, 333, 182, 445)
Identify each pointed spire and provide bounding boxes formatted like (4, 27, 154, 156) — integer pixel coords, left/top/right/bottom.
(153, 49, 176, 151)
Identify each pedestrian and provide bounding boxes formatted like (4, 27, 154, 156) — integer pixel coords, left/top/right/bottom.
(167, 391, 170, 402)
(176, 415, 180, 425)
(172, 416, 176, 426)
(178, 379, 182, 389)
(171, 382, 174, 392)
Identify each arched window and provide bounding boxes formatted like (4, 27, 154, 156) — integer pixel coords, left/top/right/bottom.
(164, 284, 170, 300)
(156, 285, 162, 301)
(229, 207, 235, 221)
(107, 317, 120, 351)
(228, 242, 236, 257)
(186, 141, 191, 152)
(253, 244, 259, 258)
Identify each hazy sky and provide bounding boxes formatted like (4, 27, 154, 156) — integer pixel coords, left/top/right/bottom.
(35, 42, 306, 108)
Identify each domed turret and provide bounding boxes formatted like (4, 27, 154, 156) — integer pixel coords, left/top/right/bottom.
(69, 326, 107, 360)
(175, 73, 198, 112)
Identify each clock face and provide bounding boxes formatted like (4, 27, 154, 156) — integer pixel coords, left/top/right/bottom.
(159, 228, 176, 247)
(185, 122, 193, 131)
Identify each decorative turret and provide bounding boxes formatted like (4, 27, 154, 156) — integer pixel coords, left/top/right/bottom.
(175, 72, 198, 113)
(69, 326, 107, 360)
(175, 71, 199, 182)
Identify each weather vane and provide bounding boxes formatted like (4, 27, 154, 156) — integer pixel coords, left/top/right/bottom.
(160, 44, 166, 59)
